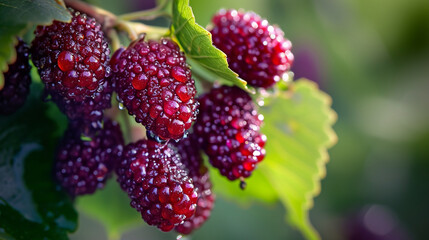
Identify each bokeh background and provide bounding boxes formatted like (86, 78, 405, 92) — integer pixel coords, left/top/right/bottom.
(71, 0, 429, 239)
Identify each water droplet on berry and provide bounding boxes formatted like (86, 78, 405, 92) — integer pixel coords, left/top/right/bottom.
(84, 56, 100, 71)
(164, 101, 180, 116)
(132, 73, 148, 90)
(118, 102, 125, 110)
(63, 70, 78, 88)
(168, 119, 185, 136)
(172, 66, 187, 83)
(175, 85, 192, 102)
(57, 51, 75, 71)
(147, 130, 168, 144)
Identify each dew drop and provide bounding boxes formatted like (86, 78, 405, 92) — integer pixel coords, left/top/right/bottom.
(146, 130, 168, 144)
(57, 51, 75, 71)
(172, 66, 187, 83)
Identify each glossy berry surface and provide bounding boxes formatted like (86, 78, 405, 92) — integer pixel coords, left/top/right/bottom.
(54, 119, 123, 197)
(111, 37, 198, 141)
(194, 86, 266, 181)
(172, 136, 215, 234)
(0, 39, 31, 115)
(116, 139, 198, 231)
(31, 9, 111, 102)
(211, 9, 294, 88)
(48, 80, 112, 132)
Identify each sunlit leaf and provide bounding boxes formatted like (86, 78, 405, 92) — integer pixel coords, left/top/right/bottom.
(76, 179, 142, 239)
(259, 79, 337, 240)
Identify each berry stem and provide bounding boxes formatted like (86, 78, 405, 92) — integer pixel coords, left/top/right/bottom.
(64, 0, 169, 43)
(127, 22, 170, 39)
(108, 29, 121, 51)
(64, 0, 117, 30)
(116, 20, 138, 41)
(118, 0, 171, 21)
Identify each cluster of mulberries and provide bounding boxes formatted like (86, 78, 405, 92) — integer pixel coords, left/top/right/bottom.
(26, 5, 293, 235)
(30, 9, 121, 198)
(54, 119, 124, 196)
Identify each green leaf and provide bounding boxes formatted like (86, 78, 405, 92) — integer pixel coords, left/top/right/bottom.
(0, 83, 77, 239)
(76, 178, 142, 239)
(0, 0, 71, 89)
(0, 199, 69, 240)
(259, 79, 337, 240)
(171, 0, 247, 90)
(208, 156, 278, 204)
(0, 0, 70, 25)
(0, 24, 27, 90)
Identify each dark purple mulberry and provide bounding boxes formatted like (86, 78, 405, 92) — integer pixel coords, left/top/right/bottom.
(211, 9, 294, 88)
(47, 80, 112, 132)
(31, 9, 112, 125)
(116, 139, 198, 231)
(31, 9, 111, 101)
(172, 136, 215, 234)
(111, 37, 198, 141)
(0, 39, 31, 115)
(194, 86, 266, 182)
(54, 119, 123, 197)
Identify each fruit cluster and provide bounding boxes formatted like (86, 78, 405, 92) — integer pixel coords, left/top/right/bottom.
(2, 5, 292, 235)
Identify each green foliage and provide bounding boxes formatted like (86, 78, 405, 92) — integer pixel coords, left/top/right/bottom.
(0, 24, 26, 89)
(76, 179, 142, 239)
(259, 79, 337, 240)
(0, 199, 69, 240)
(209, 159, 279, 204)
(171, 0, 247, 90)
(0, 83, 77, 239)
(0, 0, 71, 88)
(0, 0, 70, 25)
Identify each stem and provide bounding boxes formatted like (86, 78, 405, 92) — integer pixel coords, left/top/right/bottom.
(64, 0, 117, 30)
(108, 29, 121, 51)
(64, 0, 169, 42)
(116, 20, 138, 41)
(127, 22, 170, 39)
(118, 0, 171, 21)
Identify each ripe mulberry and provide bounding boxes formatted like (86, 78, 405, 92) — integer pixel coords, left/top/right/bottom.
(0, 39, 31, 115)
(111, 37, 198, 141)
(194, 86, 266, 183)
(31, 8, 111, 100)
(116, 139, 198, 231)
(54, 119, 123, 196)
(31, 9, 112, 124)
(48, 80, 112, 132)
(172, 136, 215, 234)
(211, 9, 294, 88)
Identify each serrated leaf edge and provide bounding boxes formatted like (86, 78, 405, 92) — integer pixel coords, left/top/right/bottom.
(262, 79, 337, 240)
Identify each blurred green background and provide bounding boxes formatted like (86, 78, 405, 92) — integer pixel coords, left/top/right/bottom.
(71, 0, 429, 239)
